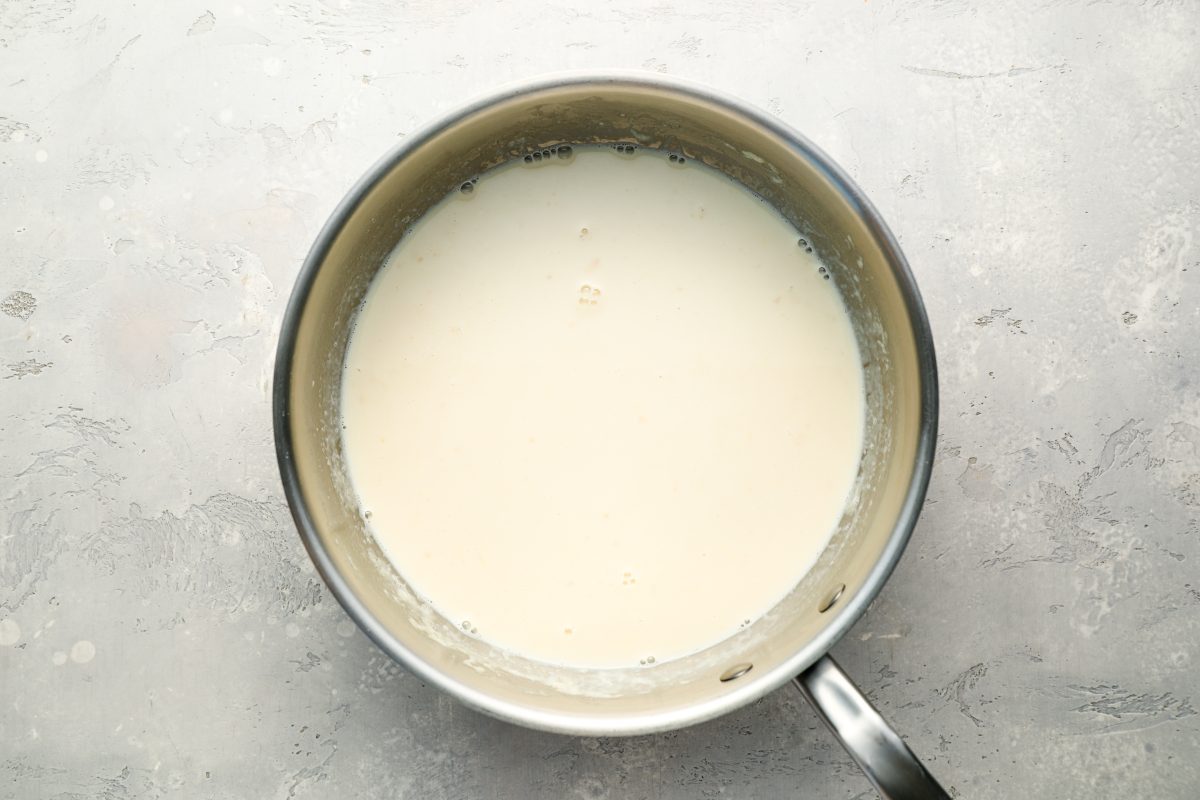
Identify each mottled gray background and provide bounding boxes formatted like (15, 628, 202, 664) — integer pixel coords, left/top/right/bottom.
(2, 0, 1198, 797)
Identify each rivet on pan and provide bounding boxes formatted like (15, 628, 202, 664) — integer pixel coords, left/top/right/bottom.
(818, 583, 846, 613)
(719, 663, 753, 682)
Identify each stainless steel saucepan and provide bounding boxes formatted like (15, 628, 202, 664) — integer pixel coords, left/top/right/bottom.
(274, 73, 946, 799)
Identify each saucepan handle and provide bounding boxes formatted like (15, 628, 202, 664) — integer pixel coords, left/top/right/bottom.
(794, 655, 951, 800)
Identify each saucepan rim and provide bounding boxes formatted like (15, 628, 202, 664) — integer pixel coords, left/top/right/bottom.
(272, 70, 939, 736)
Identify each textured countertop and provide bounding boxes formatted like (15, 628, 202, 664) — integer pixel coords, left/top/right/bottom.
(2, 2, 1198, 798)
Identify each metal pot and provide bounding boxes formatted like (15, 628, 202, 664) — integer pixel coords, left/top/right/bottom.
(274, 74, 945, 799)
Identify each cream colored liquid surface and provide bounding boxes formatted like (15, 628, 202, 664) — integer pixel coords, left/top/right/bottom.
(342, 148, 865, 669)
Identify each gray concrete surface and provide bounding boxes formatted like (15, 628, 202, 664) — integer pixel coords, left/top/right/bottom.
(2, 1, 1198, 797)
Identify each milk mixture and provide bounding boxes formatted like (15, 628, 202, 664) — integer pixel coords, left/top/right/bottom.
(341, 147, 865, 668)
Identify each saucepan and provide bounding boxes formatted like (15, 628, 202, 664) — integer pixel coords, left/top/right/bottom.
(274, 73, 945, 799)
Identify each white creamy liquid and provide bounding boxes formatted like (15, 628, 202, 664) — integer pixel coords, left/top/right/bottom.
(341, 147, 865, 669)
